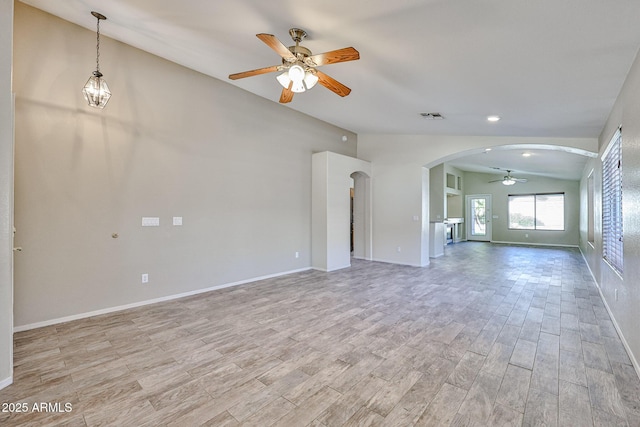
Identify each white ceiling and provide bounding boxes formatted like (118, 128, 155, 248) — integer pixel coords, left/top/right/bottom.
(447, 145, 597, 181)
(20, 0, 640, 179)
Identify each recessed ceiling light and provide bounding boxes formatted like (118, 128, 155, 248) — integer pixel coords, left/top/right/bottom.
(484, 148, 492, 153)
(487, 115, 501, 122)
(522, 152, 532, 157)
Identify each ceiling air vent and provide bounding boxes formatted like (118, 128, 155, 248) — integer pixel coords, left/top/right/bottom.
(420, 112, 444, 120)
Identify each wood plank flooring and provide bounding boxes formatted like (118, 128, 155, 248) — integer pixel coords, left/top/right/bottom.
(1, 242, 639, 426)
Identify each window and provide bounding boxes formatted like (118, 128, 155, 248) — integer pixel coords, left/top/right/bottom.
(602, 128, 623, 275)
(508, 193, 565, 230)
(587, 170, 595, 245)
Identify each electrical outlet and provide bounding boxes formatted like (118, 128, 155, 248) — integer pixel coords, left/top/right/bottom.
(141, 273, 149, 284)
(525, 233, 529, 238)
(397, 246, 402, 252)
(295, 251, 299, 258)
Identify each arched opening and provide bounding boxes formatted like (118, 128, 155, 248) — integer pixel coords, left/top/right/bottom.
(351, 171, 372, 261)
(424, 144, 598, 257)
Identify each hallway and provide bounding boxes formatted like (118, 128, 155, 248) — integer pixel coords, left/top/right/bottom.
(1, 243, 638, 425)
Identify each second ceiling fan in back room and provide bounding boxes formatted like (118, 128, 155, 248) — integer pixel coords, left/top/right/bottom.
(489, 169, 528, 186)
(229, 28, 360, 103)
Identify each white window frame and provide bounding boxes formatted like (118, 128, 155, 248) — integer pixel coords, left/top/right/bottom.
(602, 127, 623, 276)
(508, 193, 565, 231)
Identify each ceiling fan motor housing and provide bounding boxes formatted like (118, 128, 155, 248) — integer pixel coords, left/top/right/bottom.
(289, 28, 307, 43)
(288, 45, 312, 61)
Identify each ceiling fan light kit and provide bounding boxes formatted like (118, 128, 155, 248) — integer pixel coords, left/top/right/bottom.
(276, 64, 318, 93)
(229, 28, 360, 103)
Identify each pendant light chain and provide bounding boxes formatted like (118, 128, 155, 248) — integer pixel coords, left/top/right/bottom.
(95, 16, 101, 73)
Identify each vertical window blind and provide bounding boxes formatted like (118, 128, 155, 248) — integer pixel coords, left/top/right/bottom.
(602, 128, 623, 275)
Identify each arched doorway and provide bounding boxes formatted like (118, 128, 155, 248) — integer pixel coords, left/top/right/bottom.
(351, 171, 372, 261)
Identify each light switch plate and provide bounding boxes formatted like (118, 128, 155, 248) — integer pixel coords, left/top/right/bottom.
(173, 217, 183, 226)
(142, 217, 160, 227)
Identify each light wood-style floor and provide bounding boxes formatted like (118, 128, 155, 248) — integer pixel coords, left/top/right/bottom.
(1, 243, 639, 426)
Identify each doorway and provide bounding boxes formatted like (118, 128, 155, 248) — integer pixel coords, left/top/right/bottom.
(351, 171, 371, 261)
(466, 194, 492, 241)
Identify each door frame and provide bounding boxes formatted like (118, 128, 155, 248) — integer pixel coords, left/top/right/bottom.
(466, 194, 492, 242)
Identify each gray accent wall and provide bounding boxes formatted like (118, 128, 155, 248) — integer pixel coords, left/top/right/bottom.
(11, 3, 356, 328)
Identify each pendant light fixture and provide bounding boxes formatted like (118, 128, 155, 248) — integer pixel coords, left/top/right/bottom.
(82, 12, 111, 109)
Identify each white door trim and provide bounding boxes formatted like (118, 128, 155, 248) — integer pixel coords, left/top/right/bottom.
(466, 194, 492, 242)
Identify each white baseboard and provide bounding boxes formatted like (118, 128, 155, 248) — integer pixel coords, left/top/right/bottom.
(312, 263, 351, 272)
(0, 375, 12, 391)
(14, 267, 312, 333)
(579, 248, 640, 381)
(371, 258, 426, 267)
(491, 240, 578, 248)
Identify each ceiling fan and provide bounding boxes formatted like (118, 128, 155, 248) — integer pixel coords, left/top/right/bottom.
(228, 28, 360, 103)
(489, 169, 528, 186)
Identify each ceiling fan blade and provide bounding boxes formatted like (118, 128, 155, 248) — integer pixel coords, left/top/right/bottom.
(279, 85, 294, 103)
(316, 70, 351, 97)
(256, 33, 296, 62)
(488, 179, 503, 183)
(306, 47, 360, 67)
(513, 178, 528, 182)
(229, 65, 280, 80)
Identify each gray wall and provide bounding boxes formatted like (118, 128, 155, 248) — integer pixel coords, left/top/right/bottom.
(0, 0, 14, 388)
(12, 3, 356, 328)
(464, 171, 580, 246)
(429, 164, 445, 221)
(580, 44, 640, 371)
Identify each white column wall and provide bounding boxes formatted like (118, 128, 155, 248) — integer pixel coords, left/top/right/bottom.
(312, 151, 371, 271)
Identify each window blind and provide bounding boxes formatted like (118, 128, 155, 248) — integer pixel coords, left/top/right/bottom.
(602, 128, 623, 275)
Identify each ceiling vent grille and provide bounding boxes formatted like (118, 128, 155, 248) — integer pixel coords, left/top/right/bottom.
(420, 112, 444, 120)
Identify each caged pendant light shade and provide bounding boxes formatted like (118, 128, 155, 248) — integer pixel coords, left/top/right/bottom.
(82, 12, 111, 109)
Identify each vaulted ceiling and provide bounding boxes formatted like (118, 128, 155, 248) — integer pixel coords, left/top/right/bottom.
(20, 0, 640, 179)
